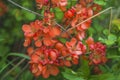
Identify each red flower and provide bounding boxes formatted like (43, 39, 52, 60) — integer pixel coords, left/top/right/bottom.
(64, 8, 76, 19)
(64, 60, 72, 67)
(86, 37, 94, 46)
(50, 27, 61, 37)
(72, 54, 79, 65)
(36, 0, 49, 9)
(35, 40, 42, 47)
(58, 0, 68, 11)
(49, 49, 58, 61)
(91, 4, 102, 14)
(79, 0, 93, 7)
(23, 38, 31, 47)
(42, 65, 59, 78)
(27, 47, 34, 56)
(76, 31, 86, 40)
(71, 6, 93, 31)
(22, 24, 34, 38)
(66, 38, 86, 55)
(86, 37, 107, 65)
(30, 63, 43, 77)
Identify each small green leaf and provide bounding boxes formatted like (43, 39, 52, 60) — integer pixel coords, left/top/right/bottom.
(54, 8, 64, 22)
(105, 34, 117, 45)
(89, 73, 115, 80)
(103, 29, 109, 35)
(104, 40, 114, 46)
(25, 12, 36, 20)
(94, 0, 106, 6)
(78, 58, 90, 78)
(112, 19, 120, 30)
(99, 34, 117, 46)
(108, 34, 117, 41)
(62, 68, 84, 80)
(58, 37, 67, 44)
(88, 27, 96, 36)
(99, 37, 105, 43)
(107, 55, 120, 59)
(8, 53, 30, 60)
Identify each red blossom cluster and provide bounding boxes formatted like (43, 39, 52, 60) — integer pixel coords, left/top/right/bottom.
(36, 0, 68, 11)
(22, 11, 87, 78)
(22, 0, 107, 78)
(86, 37, 107, 65)
(0, 1, 7, 16)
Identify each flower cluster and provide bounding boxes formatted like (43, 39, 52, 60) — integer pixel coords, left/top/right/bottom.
(22, 11, 87, 78)
(36, 0, 68, 11)
(0, 1, 7, 16)
(22, 0, 106, 78)
(86, 37, 107, 65)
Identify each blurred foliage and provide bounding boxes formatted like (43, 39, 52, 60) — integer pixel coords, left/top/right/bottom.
(0, 0, 120, 80)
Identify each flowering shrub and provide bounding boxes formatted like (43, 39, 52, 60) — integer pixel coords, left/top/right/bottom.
(22, 0, 108, 78)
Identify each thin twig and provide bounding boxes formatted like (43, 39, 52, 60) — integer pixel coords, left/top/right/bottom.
(109, 8, 113, 34)
(67, 7, 113, 32)
(1, 59, 25, 80)
(15, 63, 29, 80)
(7, 0, 43, 17)
(7, 0, 72, 37)
(0, 57, 19, 74)
(56, 23, 72, 38)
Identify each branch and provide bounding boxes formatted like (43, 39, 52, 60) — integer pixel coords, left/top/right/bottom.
(109, 8, 113, 34)
(7, 0, 43, 17)
(7, 0, 72, 37)
(14, 63, 29, 79)
(1, 59, 25, 80)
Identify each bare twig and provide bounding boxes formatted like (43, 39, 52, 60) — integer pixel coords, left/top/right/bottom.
(15, 63, 29, 80)
(7, 0, 43, 17)
(1, 59, 25, 80)
(0, 57, 19, 74)
(56, 23, 72, 38)
(109, 8, 113, 34)
(7, 0, 72, 37)
(67, 7, 113, 32)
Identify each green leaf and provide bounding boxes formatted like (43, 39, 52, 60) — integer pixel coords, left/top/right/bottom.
(99, 34, 117, 46)
(105, 34, 117, 45)
(62, 68, 84, 80)
(25, 12, 36, 20)
(103, 29, 109, 35)
(54, 8, 64, 22)
(104, 40, 114, 46)
(78, 58, 90, 78)
(99, 37, 105, 43)
(88, 27, 96, 36)
(89, 73, 115, 80)
(7, 53, 30, 60)
(112, 19, 120, 30)
(58, 37, 67, 44)
(108, 34, 117, 41)
(107, 55, 120, 59)
(94, 0, 106, 6)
